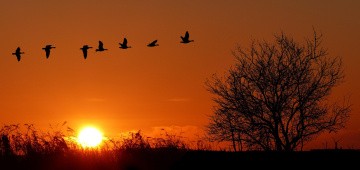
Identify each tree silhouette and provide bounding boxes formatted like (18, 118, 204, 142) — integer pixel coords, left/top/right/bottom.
(206, 31, 351, 151)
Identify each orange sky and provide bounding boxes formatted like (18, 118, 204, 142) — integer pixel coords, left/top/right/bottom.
(0, 0, 359, 150)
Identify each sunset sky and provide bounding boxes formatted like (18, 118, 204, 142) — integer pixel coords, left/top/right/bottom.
(0, 0, 359, 149)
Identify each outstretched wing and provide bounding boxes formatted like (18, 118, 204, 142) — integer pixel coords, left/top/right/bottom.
(16, 54, 21, 61)
(83, 49, 88, 59)
(45, 49, 51, 58)
(148, 40, 158, 46)
(123, 38, 128, 46)
(184, 31, 189, 39)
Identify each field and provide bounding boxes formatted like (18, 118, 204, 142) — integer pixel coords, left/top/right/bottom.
(1, 149, 359, 170)
(1, 125, 359, 169)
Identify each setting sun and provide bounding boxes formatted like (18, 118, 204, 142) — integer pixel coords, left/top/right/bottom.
(77, 127, 103, 148)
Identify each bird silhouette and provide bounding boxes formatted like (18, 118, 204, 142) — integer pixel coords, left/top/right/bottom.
(180, 31, 194, 44)
(12, 47, 24, 62)
(147, 40, 159, 47)
(80, 45, 93, 59)
(42, 45, 56, 59)
(119, 38, 131, 49)
(96, 41, 108, 52)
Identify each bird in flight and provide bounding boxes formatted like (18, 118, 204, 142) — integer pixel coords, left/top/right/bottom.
(12, 47, 24, 62)
(147, 40, 159, 47)
(180, 31, 194, 44)
(42, 45, 56, 59)
(96, 41, 108, 52)
(80, 45, 93, 59)
(119, 38, 131, 49)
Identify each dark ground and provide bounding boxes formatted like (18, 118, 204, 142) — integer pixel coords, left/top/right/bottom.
(1, 149, 359, 170)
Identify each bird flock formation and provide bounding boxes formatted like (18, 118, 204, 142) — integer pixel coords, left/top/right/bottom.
(11, 31, 194, 61)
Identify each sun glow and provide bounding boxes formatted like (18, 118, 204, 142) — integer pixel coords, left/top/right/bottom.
(77, 126, 103, 148)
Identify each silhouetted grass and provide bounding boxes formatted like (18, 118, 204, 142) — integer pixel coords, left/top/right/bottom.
(1, 124, 359, 170)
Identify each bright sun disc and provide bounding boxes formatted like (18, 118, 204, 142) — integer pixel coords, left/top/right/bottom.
(78, 127, 103, 148)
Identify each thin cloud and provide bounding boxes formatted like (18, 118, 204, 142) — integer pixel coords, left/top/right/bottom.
(166, 98, 190, 102)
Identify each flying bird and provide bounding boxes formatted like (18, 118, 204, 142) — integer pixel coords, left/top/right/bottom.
(119, 38, 131, 49)
(80, 45, 93, 59)
(12, 47, 24, 62)
(147, 40, 159, 47)
(42, 45, 56, 59)
(96, 41, 108, 52)
(180, 31, 194, 44)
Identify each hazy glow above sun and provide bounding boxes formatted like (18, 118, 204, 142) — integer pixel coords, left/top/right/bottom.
(77, 126, 103, 148)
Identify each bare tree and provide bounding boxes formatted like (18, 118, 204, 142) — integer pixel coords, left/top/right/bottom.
(206, 31, 351, 151)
